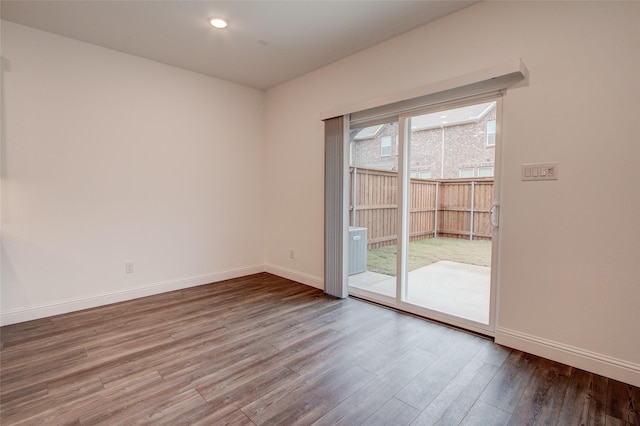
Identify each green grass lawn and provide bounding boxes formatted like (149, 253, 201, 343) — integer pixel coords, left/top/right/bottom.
(367, 238, 492, 276)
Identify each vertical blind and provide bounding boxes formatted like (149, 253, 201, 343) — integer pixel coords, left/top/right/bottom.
(323, 115, 349, 298)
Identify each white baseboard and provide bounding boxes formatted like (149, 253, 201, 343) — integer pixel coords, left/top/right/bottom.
(0, 265, 265, 326)
(264, 263, 324, 290)
(496, 327, 640, 387)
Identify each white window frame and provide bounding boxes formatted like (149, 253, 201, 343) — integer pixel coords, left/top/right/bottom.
(380, 136, 392, 157)
(486, 120, 496, 146)
(459, 167, 475, 178)
(478, 166, 494, 177)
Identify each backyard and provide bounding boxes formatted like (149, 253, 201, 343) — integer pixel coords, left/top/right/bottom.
(366, 237, 491, 276)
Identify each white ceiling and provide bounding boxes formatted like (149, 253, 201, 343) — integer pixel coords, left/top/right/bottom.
(1, 1, 477, 90)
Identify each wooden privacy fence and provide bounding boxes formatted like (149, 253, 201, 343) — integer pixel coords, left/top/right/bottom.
(350, 167, 494, 249)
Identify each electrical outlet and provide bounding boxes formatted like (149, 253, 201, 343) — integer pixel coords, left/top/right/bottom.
(125, 262, 134, 273)
(289, 249, 295, 259)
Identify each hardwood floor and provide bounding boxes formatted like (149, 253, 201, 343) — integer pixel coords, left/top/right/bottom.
(1, 273, 638, 425)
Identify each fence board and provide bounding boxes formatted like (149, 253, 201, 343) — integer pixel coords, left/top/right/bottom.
(350, 167, 494, 248)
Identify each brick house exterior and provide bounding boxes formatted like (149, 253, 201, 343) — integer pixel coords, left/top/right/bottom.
(351, 102, 496, 179)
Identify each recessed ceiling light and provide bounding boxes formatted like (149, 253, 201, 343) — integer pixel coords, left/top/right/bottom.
(210, 18, 227, 29)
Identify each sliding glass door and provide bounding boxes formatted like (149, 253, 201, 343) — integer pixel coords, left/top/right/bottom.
(347, 98, 501, 335)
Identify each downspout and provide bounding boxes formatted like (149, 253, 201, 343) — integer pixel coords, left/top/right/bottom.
(440, 125, 445, 178)
(352, 167, 357, 226)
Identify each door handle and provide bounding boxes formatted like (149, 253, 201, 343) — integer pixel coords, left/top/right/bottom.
(491, 203, 500, 228)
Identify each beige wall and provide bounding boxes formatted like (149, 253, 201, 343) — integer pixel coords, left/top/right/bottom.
(1, 21, 266, 323)
(263, 1, 640, 385)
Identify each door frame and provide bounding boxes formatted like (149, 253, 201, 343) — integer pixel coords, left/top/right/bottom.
(348, 95, 503, 336)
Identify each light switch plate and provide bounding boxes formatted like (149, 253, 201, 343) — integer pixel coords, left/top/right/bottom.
(522, 163, 558, 181)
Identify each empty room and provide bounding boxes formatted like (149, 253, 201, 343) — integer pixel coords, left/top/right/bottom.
(1, 1, 639, 424)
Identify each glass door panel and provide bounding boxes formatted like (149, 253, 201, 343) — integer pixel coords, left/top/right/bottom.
(404, 101, 496, 325)
(347, 120, 399, 302)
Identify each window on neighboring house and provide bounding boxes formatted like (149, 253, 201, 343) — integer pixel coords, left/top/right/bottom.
(381, 136, 392, 157)
(478, 166, 494, 177)
(419, 170, 431, 179)
(459, 168, 475, 178)
(487, 120, 496, 146)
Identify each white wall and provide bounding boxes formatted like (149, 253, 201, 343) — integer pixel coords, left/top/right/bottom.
(1, 21, 265, 324)
(264, 2, 640, 385)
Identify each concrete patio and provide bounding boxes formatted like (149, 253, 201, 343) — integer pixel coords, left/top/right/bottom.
(348, 260, 490, 324)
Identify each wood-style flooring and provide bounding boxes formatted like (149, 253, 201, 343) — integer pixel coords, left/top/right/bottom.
(1, 273, 638, 425)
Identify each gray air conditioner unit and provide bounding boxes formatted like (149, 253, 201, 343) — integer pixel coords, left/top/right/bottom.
(348, 227, 368, 275)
